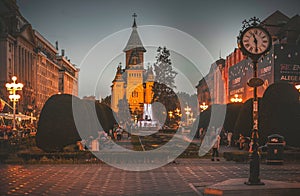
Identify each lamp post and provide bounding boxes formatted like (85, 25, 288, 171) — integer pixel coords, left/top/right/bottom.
(6, 76, 23, 131)
(175, 108, 180, 116)
(184, 105, 191, 126)
(230, 94, 243, 103)
(168, 111, 173, 119)
(174, 108, 182, 125)
(199, 102, 208, 112)
(238, 17, 272, 185)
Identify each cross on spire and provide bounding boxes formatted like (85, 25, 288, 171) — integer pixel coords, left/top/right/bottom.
(132, 13, 137, 28)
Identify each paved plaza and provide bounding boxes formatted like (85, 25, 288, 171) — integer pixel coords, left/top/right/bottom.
(1, 159, 300, 195)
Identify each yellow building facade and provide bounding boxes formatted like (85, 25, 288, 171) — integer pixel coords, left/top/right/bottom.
(111, 16, 154, 120)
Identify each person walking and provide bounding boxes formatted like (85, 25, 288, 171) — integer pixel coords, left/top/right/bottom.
(211, 134, 221, 161)
(227, 131, 233, 147)
(116, 126, 122, 141)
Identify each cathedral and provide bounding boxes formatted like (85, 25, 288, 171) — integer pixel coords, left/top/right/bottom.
(111, 14, 154, 120)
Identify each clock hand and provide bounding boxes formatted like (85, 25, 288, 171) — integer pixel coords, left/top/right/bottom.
(252, 34, 258, 53)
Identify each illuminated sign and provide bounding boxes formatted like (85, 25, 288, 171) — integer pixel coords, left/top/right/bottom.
(279, 64, 300, 82)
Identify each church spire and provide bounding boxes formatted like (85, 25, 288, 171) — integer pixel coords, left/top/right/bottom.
(132, 13, 137, 28)
(123, 13, 146, 52)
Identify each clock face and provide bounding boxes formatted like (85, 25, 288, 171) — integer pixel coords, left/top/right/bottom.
(241, 27, 271, 55)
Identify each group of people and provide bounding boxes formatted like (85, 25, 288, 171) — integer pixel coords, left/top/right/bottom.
(79, 123, 133, 151)
(198, 127, 233, 146)
(109, 123, 132, 141)
(0, 124, 36, 140)
(198, 126, 252, 161)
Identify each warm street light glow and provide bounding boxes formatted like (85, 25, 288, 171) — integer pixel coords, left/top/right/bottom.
(200, 102, 208, 111)
(296, 84, 300, 92)
(230, 94, 243, 103)
(9, 94, 21, 100)
(168, 111, 173, 118)
(175, 108, 180, 116)
(6, 76, 23, 131)
(184, 105, 191, 126)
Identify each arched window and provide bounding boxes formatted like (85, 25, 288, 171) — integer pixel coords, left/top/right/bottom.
(132, 90, 138, 97)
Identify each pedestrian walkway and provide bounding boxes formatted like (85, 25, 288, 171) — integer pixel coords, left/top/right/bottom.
(1, 159, 300, 195)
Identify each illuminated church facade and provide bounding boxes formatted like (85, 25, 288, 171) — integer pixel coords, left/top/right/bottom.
(111, 14, 154, 120)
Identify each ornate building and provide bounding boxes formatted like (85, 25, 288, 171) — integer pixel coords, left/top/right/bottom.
(111, 15, 154, 119)
(0, 0, 79, 115)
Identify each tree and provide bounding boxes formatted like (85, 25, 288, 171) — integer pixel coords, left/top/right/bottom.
(152, 46, 178, 120)
(36, 94, 81, 152)
(116, 97, 131, 124)
(153, 46, 177, 89)
(260, 82, 300, 146)
(101, 95, 111, 107)
(36, 94, 117, 152)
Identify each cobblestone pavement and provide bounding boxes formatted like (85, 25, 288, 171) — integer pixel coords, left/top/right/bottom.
(1, 159, 300, 195)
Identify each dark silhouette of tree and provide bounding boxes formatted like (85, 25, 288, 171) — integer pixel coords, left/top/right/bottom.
(223, 103, 243, 133)
(116, 98, 131, 124)
(151, 82, 179, 127)
(153, 46, 177, 89)
(36, 94, 117, 152)
(101, 95, 111, 107)
(233, 98, 263, 140)
(36, 94, 81, 152)
(152, 46, 178, 111)
(260, 82, 299, 146)
(234, 82, 300, 146)
(196, 104, 227, 130)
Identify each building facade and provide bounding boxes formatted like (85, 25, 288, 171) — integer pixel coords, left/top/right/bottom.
(111, 16, 154, 119)
(196, 58, 226, 106)
(197, 10, 300, 107)
(0, 0, 79, 116)
(35, 31, 60, 112)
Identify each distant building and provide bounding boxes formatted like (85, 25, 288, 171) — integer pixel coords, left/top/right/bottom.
(57, 53, 79, 96)
(196, 10, 300, 107)
(82, 95, 96, 101)
(111, 15, 154, 119)
(0, 0, 79, 115)
(196, 58, 226, 105)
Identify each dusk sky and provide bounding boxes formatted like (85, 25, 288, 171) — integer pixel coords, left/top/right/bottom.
(16, 0, 300, 98)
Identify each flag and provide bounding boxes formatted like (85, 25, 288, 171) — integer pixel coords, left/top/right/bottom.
(0, 98, 5, 112)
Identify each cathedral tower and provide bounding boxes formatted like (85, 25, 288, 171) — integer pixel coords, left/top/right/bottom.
(111, 14, 153, 120)
(123, 13, 146, 116)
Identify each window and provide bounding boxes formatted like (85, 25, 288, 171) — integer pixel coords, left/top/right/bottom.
(132, 90, 138, 97)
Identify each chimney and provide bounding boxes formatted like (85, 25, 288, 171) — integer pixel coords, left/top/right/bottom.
(55, 41, 58, 50)
(61, 49, 65, 56)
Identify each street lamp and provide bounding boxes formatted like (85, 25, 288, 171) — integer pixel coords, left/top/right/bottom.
(238, 17, 272, 185)
(199, 102, 208, 112)
(168, 111, 173, 119)
(230, 94, 243, 103)
(184, 105, 191, 126)
(175, 108, 180, 116)
(6, 76, 23, 131)
(296, 84, 300, 92)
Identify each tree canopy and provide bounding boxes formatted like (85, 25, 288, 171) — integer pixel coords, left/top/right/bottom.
(36, 94, 117, 152)
(153, 46, 177, 89)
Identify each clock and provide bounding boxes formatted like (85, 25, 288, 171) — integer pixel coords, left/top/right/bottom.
(239, 26, 272, 56)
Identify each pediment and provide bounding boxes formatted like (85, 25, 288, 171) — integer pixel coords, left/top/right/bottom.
(19, 24, 35, 45)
